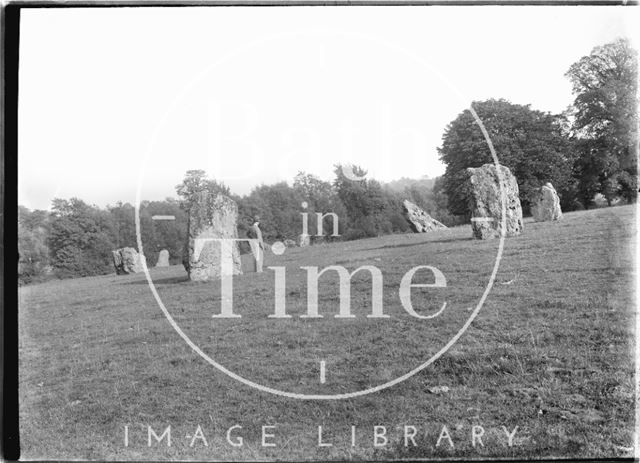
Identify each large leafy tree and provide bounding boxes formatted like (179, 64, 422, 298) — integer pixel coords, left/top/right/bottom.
(565, 38, 638, 205)
(143, 199, 187, 264)
(293, 172, 335, 212)
(107, 199, 187, 266)
(48, 198, 116, 277)
(438, 99, 577, 215)
(108, 201, 137, 249)
(333, 164, 402, 238)
(293, 171, 348, 237)
(175, 169, 230, 214)
(238, 182, 302, 241)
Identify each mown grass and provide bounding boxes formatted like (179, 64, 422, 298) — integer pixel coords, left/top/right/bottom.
(18, 206, 636, 460)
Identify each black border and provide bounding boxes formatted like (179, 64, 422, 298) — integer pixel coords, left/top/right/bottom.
(2, 3, 20, 461)
(2, 0, 639, 5)
(2, 2, 637, 462)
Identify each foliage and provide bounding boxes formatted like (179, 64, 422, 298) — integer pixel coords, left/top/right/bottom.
(18, 206, 51, 284)
(384, 176, 436, 192)
(107, 199, 187, 266)
(175, 169, 231, 214)
(292, 172, 348, 241)
(429, 177, 468, 227)
(48, 198, 116, 278)
(384, 176, 466, 227)
(21, 166, 455, 284)
(142, 199, 187, 265)
(565, 38, 638, 206)
(438, 99, 577, 215)
(18, 38, 637, 283)
(332, 164, 407, 238)
(237, 182, 303, 242)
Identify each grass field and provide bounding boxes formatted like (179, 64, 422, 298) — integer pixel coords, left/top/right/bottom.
(18, 206, 636, 460)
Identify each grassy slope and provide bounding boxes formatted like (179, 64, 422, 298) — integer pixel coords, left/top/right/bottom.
(18, 206, 636, 460)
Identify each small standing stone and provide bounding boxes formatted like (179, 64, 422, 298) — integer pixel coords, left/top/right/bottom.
(156, 249, 170, 267)
(532, 182, 562, 222)
(112, 247, 145, 274)
(466, 164, 523, 239)
(298, 233, 310, 247)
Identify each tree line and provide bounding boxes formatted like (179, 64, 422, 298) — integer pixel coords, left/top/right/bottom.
(18, 38, 637, 284)
(17, 168, 445, 283)
(440, 38, 637, 213)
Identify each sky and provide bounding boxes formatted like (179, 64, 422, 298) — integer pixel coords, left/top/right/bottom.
(18, 5, 638, 210)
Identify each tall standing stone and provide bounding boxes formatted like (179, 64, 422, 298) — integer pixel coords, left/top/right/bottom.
(112, 247, 145, 274)
(532, 182, 562, 222)
(156, 249, 170, 267)
(466, 164, 523, 239)
(185, 192, 242, 281)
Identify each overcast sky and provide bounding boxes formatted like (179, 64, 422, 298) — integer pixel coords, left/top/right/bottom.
(18, 6, 637, 210)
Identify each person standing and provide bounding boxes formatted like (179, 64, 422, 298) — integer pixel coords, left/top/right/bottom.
(247, 216, 265, 273)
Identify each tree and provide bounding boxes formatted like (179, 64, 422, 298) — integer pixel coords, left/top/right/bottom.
(430, 176, 467, 226)
(293, 171, 347, 238)
(438, 99, 577, 215)
(237, 182, 305, 242)
(108, 201, 137, 249)
(333, 164, 400, 239)
(143, 199, 187, 265)
(293, 172, 334, 211)
(565, 38, 638, 205)
(175, 170, 230, 213)
(48, 198, 116, 277)
(18, 206, 51, 283)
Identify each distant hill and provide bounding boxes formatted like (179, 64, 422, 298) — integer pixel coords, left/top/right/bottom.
(383, 176, 436, 193)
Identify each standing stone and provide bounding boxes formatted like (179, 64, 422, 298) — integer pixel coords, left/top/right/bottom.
(240, 253, 257, 273)
(156, 249, 170, 267)
(112, 250, 123, 274)
(112, 247, 145, 274)
(532, 182, 562, 222)
(466, 164, 523, 239)
(403, 200, 447, 233)
(185, 192, 242, 281)
(298, 233, 310, 247)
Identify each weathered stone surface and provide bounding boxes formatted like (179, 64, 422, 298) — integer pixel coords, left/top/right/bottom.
(284, 239, 297, 248)
(241, 252, 259, 273)
(156, 249, 170, 267)
(185, 192, 242, 281)
(532, 182, 562, 222)
(112, 251, 122, 273)
(298, 234, 310, 247)
(466, 164, 523, 239)
(403, 200, 447, 233)
(112, 247, 145, 274)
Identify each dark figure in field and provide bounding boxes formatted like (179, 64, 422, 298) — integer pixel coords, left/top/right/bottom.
(246, 217, 265, 272)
